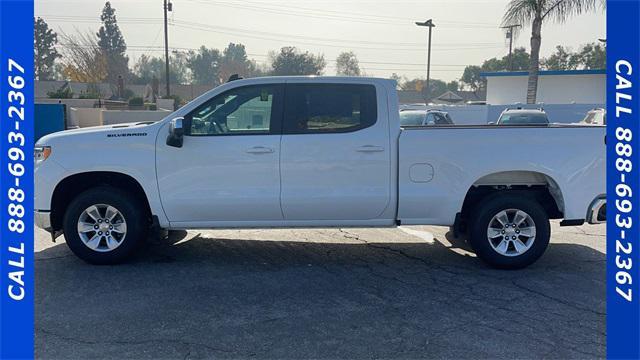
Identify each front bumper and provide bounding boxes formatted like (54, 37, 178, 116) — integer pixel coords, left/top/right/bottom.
(35, 210, 52, 232)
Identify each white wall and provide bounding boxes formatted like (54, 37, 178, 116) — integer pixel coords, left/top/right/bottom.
(69, 108, 102, 128)
(486, 74, 605, 105)
(156, 98, 175, 111)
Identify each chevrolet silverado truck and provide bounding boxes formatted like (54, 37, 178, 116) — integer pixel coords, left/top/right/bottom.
(34, 77, 606, 269)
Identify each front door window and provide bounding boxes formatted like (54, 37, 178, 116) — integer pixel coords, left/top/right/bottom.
(189, 85, 280, 136)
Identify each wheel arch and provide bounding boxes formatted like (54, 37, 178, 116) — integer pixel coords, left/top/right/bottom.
(50, 171, 153, 232)
(460, 170, 565, 222)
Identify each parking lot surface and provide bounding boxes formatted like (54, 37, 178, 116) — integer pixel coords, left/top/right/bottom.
(36, 222, 605, 359)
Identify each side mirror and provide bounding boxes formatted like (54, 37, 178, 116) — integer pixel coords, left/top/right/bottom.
(166, 117, 184, 148)
(488, 121, 496, 125)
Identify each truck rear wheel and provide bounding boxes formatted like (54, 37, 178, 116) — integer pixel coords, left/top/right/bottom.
(469, 194, 550, 269)
(62, 186, 148, 264)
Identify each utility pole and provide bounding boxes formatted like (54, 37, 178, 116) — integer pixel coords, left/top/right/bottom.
(416, 19, 435, 104)
(501, 24, 521, 71)
(163, 0, 172, 97)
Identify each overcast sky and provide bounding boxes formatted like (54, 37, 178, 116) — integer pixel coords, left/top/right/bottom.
(36, 0, 606, 82)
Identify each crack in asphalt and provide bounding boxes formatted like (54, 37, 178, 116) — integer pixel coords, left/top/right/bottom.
(563, 227, 606, 238)
(338, 228, 606, 318)
(509, 279, 606, 316)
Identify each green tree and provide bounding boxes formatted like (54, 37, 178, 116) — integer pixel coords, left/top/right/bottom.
(187, 46, 222, 86)
(97, 1, 129, 84)
(247, 62, 271, 78)
(502, 0, 601, 103)
(541, 42, 606, 70)
(219, 43, 255, 82)
(428, 79, 449, 97)
(541, 45, 580, 70)
(335, 51, 361, 76)
(270, 47, 326, 76)
(461, 65, 483, 91)
(399, 78, 449, 97)
(132, 54, 160, 84)
(401, 78, 424, 92)
(460, 48, 529, 91)
(34, 17, 61, 80)
(476, 47, 530, 72)
(574, 42, 606, 69)
(133, 53, 189, 85)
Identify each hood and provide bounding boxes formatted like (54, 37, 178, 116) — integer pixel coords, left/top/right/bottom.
(36, 121, 162, 146)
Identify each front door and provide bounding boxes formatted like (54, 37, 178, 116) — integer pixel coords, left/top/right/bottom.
(279, 83, 391, 221)
(156, 84, 284, 224)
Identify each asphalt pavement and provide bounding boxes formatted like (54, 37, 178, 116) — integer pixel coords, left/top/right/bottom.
(35, 222, 606, 359)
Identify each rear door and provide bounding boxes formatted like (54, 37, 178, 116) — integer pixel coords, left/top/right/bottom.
(279, 82, 391, 221)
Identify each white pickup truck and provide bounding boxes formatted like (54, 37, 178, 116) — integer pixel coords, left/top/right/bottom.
(35, 77, 606, 269)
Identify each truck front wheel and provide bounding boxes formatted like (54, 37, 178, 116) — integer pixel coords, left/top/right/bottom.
(469, 194, 550, 269)
(62, 186, 148, 264)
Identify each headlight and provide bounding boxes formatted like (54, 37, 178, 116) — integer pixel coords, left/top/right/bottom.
(34, 146, 51, 163)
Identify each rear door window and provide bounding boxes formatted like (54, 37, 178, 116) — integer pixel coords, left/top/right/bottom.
(283, 84, 377, 134)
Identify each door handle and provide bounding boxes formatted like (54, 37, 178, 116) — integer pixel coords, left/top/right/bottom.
(356, 145, 385, 153)
(246, 146, 274, 154)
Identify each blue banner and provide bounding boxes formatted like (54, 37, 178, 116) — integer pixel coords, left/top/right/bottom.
(607, 0, 640, 359)
(0, 0, 34, 358)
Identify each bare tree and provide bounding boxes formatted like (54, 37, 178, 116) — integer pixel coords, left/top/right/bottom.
(59, 31, 107, 83)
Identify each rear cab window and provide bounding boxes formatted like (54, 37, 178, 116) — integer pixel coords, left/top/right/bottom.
(283, 84, 377, 134)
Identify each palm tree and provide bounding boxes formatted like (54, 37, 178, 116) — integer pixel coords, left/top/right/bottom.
(502, 0, 601, 104)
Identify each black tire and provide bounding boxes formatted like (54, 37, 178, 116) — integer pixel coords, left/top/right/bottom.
(469, 193, 550, 269)
(63, 186, 148, 265)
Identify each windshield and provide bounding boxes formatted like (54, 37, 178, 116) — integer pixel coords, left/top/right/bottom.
(582, 111, 606, 125)
(400, 111, 454, 126)
(498, 113, 549, 125)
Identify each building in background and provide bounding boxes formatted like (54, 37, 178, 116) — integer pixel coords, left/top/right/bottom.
(481, 69, 605, 105)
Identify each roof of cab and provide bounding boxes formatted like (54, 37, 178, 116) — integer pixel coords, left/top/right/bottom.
(228, 75, 395, 85)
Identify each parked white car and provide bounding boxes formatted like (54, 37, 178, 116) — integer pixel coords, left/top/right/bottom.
(493, 108, 550, 126)
(35, 77, 606, 269)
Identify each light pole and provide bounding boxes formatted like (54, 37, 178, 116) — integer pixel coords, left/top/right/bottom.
(501, 24, 521, 71)
(163, 0, 173, 97)
(416, 19, 435, 104)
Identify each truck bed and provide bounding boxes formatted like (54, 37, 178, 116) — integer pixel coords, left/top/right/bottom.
(397, 125, 606, 226)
